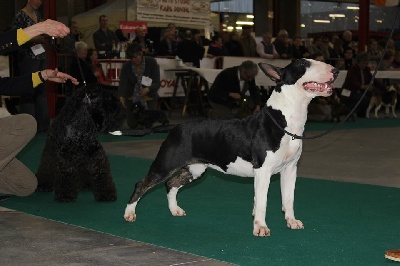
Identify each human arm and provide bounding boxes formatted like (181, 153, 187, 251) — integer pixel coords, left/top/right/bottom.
(0, 69, 78, 96)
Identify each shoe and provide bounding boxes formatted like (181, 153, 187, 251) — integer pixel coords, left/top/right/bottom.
(385, 249, 400, 262)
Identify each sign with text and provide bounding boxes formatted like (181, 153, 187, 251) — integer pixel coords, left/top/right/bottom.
(137, 0, 210, 26)
(119, 21, 148, 34)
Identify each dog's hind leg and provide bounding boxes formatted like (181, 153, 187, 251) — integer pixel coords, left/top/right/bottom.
(374, 104, 382, 118)
(166, 164, 207, 216)
(365, 101, 373, 118)
(280, 163, 304, 230)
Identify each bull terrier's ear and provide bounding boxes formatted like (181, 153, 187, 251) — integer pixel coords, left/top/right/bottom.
(258, 63, 282, 82)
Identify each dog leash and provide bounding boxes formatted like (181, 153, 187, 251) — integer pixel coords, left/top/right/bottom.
(266, 8, 400, 140)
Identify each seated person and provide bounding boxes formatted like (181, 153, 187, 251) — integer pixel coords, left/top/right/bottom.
(118, 42, 160, 128)
(86, 48, 113, 87)
(341, 52, 387, 117)
(69, 41, 97, 86)
(207, 60, 261, 118)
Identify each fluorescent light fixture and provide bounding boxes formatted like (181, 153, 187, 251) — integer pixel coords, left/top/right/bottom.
(314, 19, 330, 23)
(376, 20, 383, 23)
(301, 24, 305, 28)
(227, 26, 234, 30)
(236, 21, 254, 25)
(347, 6, 359, 10)
(329, 14, 345, 18)
(235, 26, 242, 30)
(246, 15, 254, 19)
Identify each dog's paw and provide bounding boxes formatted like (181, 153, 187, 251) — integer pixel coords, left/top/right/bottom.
(124, 204, 137, 222)
(253, 221, 271, 237)
(170, 206, 186, 217)
(286, 218, 304, 229)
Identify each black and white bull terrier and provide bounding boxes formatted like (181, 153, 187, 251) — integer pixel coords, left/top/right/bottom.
(124, 59, 339, 237)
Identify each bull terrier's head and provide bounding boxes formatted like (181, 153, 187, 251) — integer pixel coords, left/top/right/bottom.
(259, 59, 338, 97)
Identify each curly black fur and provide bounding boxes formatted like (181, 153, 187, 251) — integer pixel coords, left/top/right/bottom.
(36, 84, 124, 202)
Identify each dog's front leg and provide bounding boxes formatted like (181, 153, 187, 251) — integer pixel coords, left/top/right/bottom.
(253, 168, 272, 237)
(280, 163, 304, 230)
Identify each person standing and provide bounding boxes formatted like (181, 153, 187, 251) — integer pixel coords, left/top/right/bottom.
(0, 20, 79, 198)
(176, 30, 205, 68)
(59, 20, 80, 71)
(256, 32, 279, 59)
(92, 15, 118, 58)
(11, 0, 50, 133)
(132, 27, 154, 56)
(240, 26, 257, 57)
(273, 29, 291, 59)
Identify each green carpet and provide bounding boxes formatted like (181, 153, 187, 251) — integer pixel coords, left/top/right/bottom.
(2, 122, 400, 265)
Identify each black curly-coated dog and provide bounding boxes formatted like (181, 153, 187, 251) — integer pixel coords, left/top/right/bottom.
(36, 84, 123, 202)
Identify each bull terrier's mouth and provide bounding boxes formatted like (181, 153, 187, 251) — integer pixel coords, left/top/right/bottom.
(302, 81, 333, 94)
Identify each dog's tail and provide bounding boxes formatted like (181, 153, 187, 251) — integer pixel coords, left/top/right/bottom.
(109, 124, 176, 137)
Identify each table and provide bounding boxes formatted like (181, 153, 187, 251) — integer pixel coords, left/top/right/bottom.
(166, 68, 210, 117)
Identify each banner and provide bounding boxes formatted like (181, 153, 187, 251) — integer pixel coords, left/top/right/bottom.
(119, 21, 148, 34)
(137, 0, 210, 27)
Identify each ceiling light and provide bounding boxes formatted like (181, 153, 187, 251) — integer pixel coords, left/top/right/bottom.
(347, 6, 359, 10)
(329, 14, 345, 18)
(314, 20, 330, 23)
(236, 21, 254, 25)
(246, 15, 254, 19)
(301, 24, 305, 28)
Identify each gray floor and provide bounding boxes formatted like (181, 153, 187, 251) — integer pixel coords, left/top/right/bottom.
(1, 109, 400, 265)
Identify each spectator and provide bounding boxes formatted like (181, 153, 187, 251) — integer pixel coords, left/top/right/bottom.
(240, 26, 257, 57)
(118, 42, 160, 128)
(115, 28, 129, 42)
(0, 20, 78, 197)
(11, 0, 49, 132)
(307, 36, 329, 60)
(337, 47, 355, 70)
(92, 15, 118, 57)
(289, 35, 309, 60)
(207, 60, 261, 118)
(224, 31, 243, 56)
(132, 27, 154, 56)
(341, 30, 354, 55)
(273, 29, 291, 59)
(69, 41, 97, 86)
(391, 50, 400, 69)
(366, 38, 382, 70)
(156, 29, 177, 57)
(59, 20, 80, 57)
(86, 48, 112, 87)
(207, 34, 227, 58)
(176, 30, 205, 67)
(256, 32, 279, 59)
(341, 52, 386, 117)
(59, 20, 80, 71)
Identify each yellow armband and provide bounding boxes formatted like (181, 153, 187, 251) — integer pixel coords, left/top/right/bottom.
(17, 28, 31, 46)
(32, 72, 43, 88)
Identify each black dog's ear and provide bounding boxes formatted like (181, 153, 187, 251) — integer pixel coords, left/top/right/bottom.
(258, 63, 282, 82)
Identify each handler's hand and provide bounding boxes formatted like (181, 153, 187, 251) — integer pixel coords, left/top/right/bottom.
(41, 69, 79, 85)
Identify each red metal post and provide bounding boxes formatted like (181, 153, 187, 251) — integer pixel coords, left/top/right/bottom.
(358, 0, 370, 52)
(43, 0, 58, 118)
